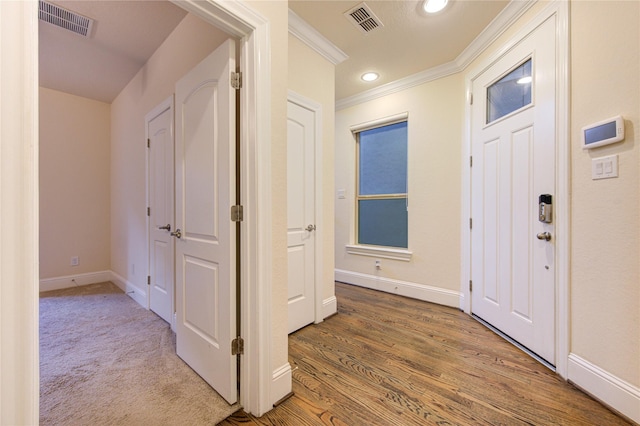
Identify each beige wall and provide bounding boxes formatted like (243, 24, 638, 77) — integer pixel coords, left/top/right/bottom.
(570, 0, 639, 388)
(110, 13, 228, 293)
(39, 87, 111, 279)
(288, 34, 336, 306)
(335, 73, 464, 302)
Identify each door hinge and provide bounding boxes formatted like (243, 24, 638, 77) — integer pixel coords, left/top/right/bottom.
(147, 276, 151, 286)
(231, 337, 244, 355)
(231, 72, 242, 90)
(147, 138, 150, 148)
(469, 218, 472, 229)
(147, 207, 151, 217)
(470, 156, 473, 167)
(469, 280, 473, 292)
(469, 92, 473, 105)
(231, 205, 243, 222)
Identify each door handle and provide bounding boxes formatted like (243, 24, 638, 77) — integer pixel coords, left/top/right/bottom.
(536, 232, 551, 241)
(170, 229, 182, 239)
(158, 224, 171, 231)
(305, 224, 316, 232)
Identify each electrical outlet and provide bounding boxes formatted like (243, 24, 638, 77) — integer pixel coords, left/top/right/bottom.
(375, 260, 381, 270)
(71, 256, 79, 266)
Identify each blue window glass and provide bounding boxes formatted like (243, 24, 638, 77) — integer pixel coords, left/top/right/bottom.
(359, 122, 408, 195)
(358, 199, 408, 248)
(356, 120, 408, 248)
(487, 58, 532, 124)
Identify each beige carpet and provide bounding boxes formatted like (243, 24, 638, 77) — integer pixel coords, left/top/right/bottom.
(40, 282, 239, 425)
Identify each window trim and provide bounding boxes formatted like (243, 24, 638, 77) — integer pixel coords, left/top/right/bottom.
(352, 113, 409, 250)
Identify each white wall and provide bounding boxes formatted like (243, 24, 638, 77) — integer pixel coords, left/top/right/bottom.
(39, 88, 111, 285)
(288, 33, 337, 315)
(335, 73, 464, 307)
(110, 13, 229, 301)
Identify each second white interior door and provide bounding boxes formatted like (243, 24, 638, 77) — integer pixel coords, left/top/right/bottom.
(287, 97, 317, 334)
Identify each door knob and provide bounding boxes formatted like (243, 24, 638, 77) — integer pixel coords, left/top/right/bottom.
(536, 232, 551, 241)
(158, 224, 171, 231)
(170, 229, 182, 239)
(305, 224, 316, 232)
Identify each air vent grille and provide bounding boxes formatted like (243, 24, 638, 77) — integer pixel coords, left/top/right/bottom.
(39, 0, 94, 37)
(344, 2, 383, 34)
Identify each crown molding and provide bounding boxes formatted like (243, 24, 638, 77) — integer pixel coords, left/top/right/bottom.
(288, 9, 348, 65)
(336, 0, 537, 110)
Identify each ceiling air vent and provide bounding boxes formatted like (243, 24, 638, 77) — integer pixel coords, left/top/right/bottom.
(39, 0, 94, 37)
(344, 2, 383, 34)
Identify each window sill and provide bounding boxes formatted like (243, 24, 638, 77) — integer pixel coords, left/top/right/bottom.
(345, 245, 412, 262)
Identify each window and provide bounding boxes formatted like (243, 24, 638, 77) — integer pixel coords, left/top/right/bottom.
(486, 58, 532, 124)
(356, 120, 408, 248)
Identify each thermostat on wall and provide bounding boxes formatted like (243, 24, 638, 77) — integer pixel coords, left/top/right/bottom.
(582, 115, 624, 149)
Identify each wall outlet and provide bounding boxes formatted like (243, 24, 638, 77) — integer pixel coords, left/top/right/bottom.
(375, 260, 381, 270)
(70, 256, 79, 267)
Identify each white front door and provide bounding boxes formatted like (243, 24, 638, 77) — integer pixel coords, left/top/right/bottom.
(147, 97, 174, 326)
(470, 17, 556, 365)
(287, 98, 316, 333)
(174, 39, 237, 404)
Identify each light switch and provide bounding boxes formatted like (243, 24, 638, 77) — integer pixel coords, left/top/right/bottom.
(592, 155, 618, 180)
(337, 189, 346, 199)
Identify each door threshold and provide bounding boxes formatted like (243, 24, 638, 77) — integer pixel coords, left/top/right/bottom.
(472, 314, 556, 372)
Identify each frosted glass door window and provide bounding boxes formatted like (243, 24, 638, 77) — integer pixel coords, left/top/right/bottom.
(487, 58, 532, 124)
(356, 121, 408, 248)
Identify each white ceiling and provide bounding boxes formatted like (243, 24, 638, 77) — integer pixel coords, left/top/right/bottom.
(289, 0, 509, 100)
(39, 0, 187, 103)
(39, 0, 510, 103)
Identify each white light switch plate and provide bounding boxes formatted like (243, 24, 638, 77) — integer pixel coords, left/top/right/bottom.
(337, 189, 346, 199)
(592, 155, 618, 180)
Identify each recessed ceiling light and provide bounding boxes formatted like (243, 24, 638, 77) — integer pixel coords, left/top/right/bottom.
(517, 76, 532, 85)
(361, 72, 379, 82)
(423, 0, 449, 14)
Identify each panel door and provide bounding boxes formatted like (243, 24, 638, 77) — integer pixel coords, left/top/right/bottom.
(287, 99, 316, 334)
(147, 99, 174, 326)
(174, 39, 237, 404)
(471, 17, 556, 364)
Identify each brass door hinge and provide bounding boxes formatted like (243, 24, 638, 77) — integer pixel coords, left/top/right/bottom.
(231, 205, 243, 222)
(147, 276, 151, 286)
(231, 72, 242, 90)
(231, 337, 244, 355)
(469, 280, 473, 292)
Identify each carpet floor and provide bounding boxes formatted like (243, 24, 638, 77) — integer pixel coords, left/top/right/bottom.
(40, 282, 239, 425)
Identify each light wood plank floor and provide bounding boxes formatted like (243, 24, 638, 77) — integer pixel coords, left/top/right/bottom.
(219, 282, 631, 425)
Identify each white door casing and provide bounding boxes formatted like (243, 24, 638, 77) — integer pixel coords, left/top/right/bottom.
(287, 97, 317, 334)
(174, 39, 237, 404)
(470, 16, 556, 365)
(146, 96, 175, 327)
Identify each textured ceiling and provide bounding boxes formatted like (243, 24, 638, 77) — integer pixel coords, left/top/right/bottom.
(39, 0, 187, 103)
(289, 0, 509, 100)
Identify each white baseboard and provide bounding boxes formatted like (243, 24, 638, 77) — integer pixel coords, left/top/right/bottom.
(39, 270, 112, 293)
(110, 271, 147, 308)
(271, 363, 292, 406)
(322, 296, 337, 319)
(335, 269, 461, 308)
(568, 353, 640, 423)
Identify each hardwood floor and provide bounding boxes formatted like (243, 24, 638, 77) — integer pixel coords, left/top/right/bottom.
(219, 282, 631, 425)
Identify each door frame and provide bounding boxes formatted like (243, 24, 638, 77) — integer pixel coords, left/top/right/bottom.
(145, 95, 175, 330)
(172, 0, 275, 416)
(287, 90, 325, 326)
(460, 1, 570, 378)
(2, 0, 276, 419)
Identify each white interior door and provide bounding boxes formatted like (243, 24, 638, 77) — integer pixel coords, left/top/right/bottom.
(174, 39, 237, 404)
(287, 99, 316, 334)
(470, 17, 556, 365)
(147, 97, 174, 326)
